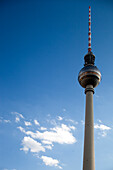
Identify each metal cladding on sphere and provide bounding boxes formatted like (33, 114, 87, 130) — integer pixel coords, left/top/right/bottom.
(78, 65, 101, 88)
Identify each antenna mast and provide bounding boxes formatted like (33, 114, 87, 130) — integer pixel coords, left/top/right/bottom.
(88, 6, 91, 52)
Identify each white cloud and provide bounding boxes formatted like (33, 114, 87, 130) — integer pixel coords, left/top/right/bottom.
(24, 124, 76, 145)
(81, 120, 84, 125)
(94, 124, 111, 130)
(12, 112, 24, 119)
(41, 156, 62, 169)
(0, 118, 11, 123)
(12, 112, 24, 123)
(18, 113, 24, 119)
(24, 121, 32, 126)
(20, 136, 45, 153)
(15, 116, 20, 123)
(40, 127, 47, 131)
(99, 131, 107, 137)
(18, 123, 76, 145)
(50, 119, 57, 126)
(97, 119, 102, 123)
(44, 145, 52, 150)
(65, 119, 78, 125)
(69, 126, 76, 130)
(4, 120, 11, 123)
(75, 121, 78, 125)
(42, 140, 53, 145)
(34, 119, 40, 126)
(57, 116, 63, 121)
(17, 126, 26, 133)
(94, 123, 111, 137)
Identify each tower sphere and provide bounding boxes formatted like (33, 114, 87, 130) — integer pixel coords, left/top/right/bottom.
(78, 64, 101, 88)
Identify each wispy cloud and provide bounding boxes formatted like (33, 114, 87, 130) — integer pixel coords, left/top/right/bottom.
(12, 112, 24, 119)
(50, 119, 57, 126)
(20, 136, 45, 153)
(0, 118, 11, 123)
(69, 125, 76, 130)
(65, 119, 78, 125)
(42, 140, 53, 145)
(94, 122, 111, 137)
(40, 127, 47, 131)
(97, 119, 102, 123)
(17, 126, 26, 133)
(15, 116, 20, 123)
(24, 121, 32, 126)
(41, 156, 62, 169)
(34, 119, 40, 126)
(81, 120, 84, 125)
(4, 120, 11, 123)
(11, 112, 24, 123)
(57, 116, 63, 121)
(94, 124, 111, 130)
(44, 145, 52, 150)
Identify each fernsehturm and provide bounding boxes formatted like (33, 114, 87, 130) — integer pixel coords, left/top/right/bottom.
(78, 6, 101, 170)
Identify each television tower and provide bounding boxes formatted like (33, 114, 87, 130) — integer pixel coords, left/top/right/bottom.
(78, 6, 101, 170)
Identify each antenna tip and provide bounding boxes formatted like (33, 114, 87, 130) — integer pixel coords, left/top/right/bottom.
(89, 6, 91, 9)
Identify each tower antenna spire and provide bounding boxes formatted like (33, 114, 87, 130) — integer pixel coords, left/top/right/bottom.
(88, 6, 91, 52)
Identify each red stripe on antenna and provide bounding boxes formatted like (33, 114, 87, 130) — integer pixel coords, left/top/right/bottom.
(88, 6, 91, 52)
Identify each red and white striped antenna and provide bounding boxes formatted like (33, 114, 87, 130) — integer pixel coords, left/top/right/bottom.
(88, 6, 91, 52)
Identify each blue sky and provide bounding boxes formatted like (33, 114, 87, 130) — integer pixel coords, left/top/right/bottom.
(0, 0, 113, 170)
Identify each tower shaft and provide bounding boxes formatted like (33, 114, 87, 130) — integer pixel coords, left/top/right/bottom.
(83, 85, 95, 170)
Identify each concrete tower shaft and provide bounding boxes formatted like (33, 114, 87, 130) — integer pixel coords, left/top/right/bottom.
(83, 85, 95, 170)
